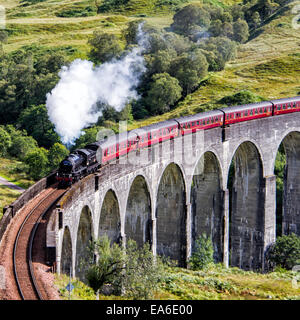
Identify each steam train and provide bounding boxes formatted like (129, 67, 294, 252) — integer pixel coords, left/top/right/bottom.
(56, 96, 300, 186)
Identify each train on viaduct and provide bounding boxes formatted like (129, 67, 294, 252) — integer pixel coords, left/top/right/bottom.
(47, 98, 300, 281)
(1, 98, 300, 286)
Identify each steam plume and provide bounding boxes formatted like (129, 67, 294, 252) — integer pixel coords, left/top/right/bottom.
(46, 23, 147, 145)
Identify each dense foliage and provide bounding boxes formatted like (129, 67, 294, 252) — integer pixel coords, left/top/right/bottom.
(189, 234, 214, 270)
(267, 233, 300, 270)
(86, 236, 164, 299)
(0, 124, 68, 179)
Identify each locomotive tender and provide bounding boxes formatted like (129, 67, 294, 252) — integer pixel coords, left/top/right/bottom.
(56, 96, 300, 186)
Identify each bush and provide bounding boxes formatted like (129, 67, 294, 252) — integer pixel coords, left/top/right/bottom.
(267, 233, 300, 270)
(218, 90, 265, 106)
(57, 6, 96, 18)
(24, 147, 49, 180)
(88, 32, 123, 64)
(122, 240, 164, 300)
(189, 234, 214, 270)
(86, 236, 125, 297)
(145, 73, 182, 115)
(86, 236, 164, 299)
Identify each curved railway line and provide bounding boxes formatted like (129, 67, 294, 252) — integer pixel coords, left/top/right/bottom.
(12, 186, 67, 300)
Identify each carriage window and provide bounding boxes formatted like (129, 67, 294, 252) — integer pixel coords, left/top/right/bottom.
(283, 104, 286, 109)
(278, 105, 281, 110)
(255, 109, 258, 114)
(293, 103, 296, 108)
(245, 111, 248, 116)
(197, 121, 199, 125)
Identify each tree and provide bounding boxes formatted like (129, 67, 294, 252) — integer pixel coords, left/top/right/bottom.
(119, 103, 134, 123)
(5, 125, 38, 161)
(88, 32, 123, 64)
(24, 147, 49, 180)
(171, 4, 211, 36)
(48, 143, 69, 171)
(86, 235, 125, 298)
(0, 57, 36, 123)
(121, 240, 164, 300)
(267, 233, 300, 270)
(86, 236, 164, 300)
(220, 21, 234, 39)
(0, 126, 11, 157)
(18, 104, 60, 148)
(147, 49, 177, 75)
(189, 234, 214, 270)
(72, 126, 104, 150)
(233, 19, 250, 43)
(218, 90, 264, 106)
(170, 49, 208, 94)
(250, 11, 261, 30)
(123, 19, 145, 45)
(230, 4, 245, 21)
(145, 73, 182, 115)
(0, 31, 7, 44)
(208, 19, 223, 37)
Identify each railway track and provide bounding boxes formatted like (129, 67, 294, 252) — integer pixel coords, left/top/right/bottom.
(13, 187, 67, 300)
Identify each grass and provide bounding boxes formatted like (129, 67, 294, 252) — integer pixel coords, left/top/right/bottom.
(0, 157, 35, 218)
(0, 158, 34, 189)
(0, 185, 22, 220)
(54, 264, 300, 300)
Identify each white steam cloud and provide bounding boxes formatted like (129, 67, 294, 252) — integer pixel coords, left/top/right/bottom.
(46, 24, 148, 145)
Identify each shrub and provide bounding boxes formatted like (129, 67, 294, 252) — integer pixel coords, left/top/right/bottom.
(86, 236, 125, 297)
(24, 147, 49, 180)
(85, 236, 164, 299)
(218, 90, 265, 106)
(189, 234, 214, 270)
(266, 233, 300, 270)
(121, 240, 164, 300)
(88, 32, 123, 64)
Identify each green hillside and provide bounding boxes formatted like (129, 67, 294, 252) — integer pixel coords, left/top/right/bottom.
(1, 0, 298, 130)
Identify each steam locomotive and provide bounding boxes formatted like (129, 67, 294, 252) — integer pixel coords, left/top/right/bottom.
(56, 96, 300, 186)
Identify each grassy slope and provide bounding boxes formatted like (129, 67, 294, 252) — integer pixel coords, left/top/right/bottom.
(55, 264, 300, 300)
(0, 158, 34, 218)
(128, 3, 300, 129)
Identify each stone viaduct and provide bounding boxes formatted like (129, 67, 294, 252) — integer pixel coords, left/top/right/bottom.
(47, 112, 300, 280)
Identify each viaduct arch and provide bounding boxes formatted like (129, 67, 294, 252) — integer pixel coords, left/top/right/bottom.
(50, 113, 300, 279)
